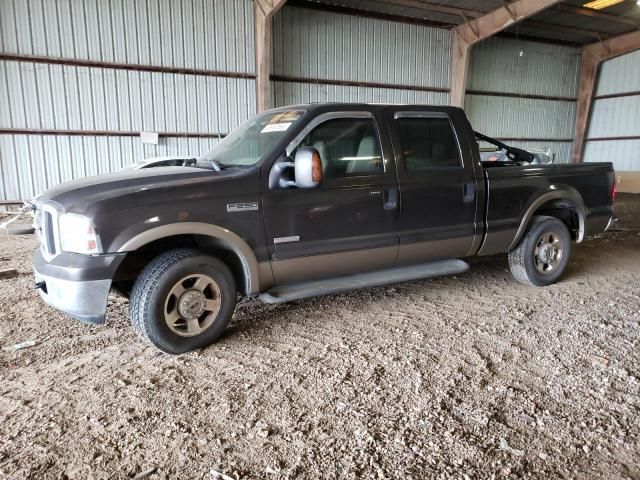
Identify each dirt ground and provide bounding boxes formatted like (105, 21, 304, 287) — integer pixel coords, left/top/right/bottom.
(0, 195, 639, 480)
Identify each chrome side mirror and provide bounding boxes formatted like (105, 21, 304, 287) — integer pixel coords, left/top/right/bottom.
(294, 147, 323, 188)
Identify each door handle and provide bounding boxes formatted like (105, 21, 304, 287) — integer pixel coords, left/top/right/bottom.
(383, 188, 398, 210)
(463, 182, 475, 203)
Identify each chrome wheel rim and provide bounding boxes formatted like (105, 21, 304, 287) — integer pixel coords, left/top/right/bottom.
(534, 233, 563, 274)
(164, 274, 222, 337)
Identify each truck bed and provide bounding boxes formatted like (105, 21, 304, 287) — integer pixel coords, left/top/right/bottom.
(479, 162, 615, 256)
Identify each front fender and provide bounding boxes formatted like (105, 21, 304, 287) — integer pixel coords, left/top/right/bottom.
(117, 222, 263, 295)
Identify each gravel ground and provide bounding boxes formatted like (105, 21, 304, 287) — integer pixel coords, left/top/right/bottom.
(0, 194, 639, 480)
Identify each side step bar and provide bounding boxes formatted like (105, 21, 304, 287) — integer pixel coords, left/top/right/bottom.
(259, 259, 469, 304)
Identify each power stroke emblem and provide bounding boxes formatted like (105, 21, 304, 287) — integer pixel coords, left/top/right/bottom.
(227, 202, 259, 212)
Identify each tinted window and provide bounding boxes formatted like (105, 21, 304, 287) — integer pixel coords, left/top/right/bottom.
(297, 118, 383, 180)
(395, 117, 461, 170)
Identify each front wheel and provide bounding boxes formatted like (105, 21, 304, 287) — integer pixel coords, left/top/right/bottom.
(508, 216, 571, 287)
(129, 248, 237, 354)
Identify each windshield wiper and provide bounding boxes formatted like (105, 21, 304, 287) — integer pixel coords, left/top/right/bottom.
(207, 159, 226, 172)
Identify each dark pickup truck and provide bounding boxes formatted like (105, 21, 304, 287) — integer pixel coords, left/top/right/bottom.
(31, 103, 615, 354)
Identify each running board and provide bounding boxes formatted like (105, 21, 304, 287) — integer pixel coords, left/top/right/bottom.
(259, 259, 469, 304)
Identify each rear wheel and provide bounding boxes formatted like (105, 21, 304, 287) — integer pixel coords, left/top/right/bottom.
(129, 248, 237, 354)
(508, 216, 571, 287)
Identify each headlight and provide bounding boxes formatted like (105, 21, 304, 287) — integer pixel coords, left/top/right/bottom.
(58, 213, 101, 254)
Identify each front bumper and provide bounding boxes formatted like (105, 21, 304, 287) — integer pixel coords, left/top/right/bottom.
(33, 249, 126, 324)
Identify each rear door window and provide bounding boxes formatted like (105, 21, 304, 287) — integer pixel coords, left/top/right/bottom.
(394, 115, 462, 171)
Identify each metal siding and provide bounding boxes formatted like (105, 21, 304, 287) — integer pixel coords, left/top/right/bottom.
(272, 80, 450, 107)
(1, 60, 256, 133)
(595, 49, 640, 96)
(587, 96, 640, 139)
(0, 0, 255, 201)
(467, 37, 580, 97)
(2, 0, 255, 73)
(586, 50, 640, 172)
(464, 37, 579, 166)
(0, 133, 221, 200)
(584, 140, 640, 172)
(464, 94, 576, 139)
(271, 5, 450, 108)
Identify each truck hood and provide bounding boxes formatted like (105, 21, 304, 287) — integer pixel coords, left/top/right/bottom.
(37, 166, 236, 214)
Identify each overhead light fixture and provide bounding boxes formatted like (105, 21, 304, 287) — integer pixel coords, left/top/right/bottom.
(582, 0, 624, 10)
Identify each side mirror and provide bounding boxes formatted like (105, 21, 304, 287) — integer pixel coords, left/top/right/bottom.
(294, 147, 323, 188)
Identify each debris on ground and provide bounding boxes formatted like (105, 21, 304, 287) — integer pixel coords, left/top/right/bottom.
(499, 437, 525, 457)
(3, 340, 37, 351)
(0, 268, 18, 279)
(590, 353, 610, 367)
(208, 468, 235, 480)
(132, 467, 158, 479)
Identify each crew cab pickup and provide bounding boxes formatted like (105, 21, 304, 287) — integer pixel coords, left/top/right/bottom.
(31, 104, 615, 354)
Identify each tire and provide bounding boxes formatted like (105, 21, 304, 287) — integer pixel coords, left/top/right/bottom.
(508, 216, 571, 287)
(129, 248, 237, 354)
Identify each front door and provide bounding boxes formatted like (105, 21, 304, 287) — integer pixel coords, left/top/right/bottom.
(385, 108, 479, 264)
(262, 111, 400, 285)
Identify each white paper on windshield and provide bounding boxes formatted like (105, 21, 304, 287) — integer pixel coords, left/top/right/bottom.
(261, 122, 292, 133)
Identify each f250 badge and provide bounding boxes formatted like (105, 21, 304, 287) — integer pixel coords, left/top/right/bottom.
(226, 202, 259, 212)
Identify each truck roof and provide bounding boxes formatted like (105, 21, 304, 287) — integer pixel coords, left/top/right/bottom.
(267, 102, 464, 114)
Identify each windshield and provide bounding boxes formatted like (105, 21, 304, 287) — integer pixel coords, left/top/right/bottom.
(197, 110, 305, 169)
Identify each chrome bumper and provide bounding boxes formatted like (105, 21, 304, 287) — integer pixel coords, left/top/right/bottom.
(34, 268, 111, 325)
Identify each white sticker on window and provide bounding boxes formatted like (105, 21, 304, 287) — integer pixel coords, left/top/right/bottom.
(261, 122, 292, 133)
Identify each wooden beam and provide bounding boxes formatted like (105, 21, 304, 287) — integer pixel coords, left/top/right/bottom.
(572, 52, 600, 165)
(583, 29, 640, 61)
(255, 0, 287, 113)
(450, 0, 561, 107)
(453, 0, 562, 45)
(450, 34, 471, 107)
(572, 30, 640, 163)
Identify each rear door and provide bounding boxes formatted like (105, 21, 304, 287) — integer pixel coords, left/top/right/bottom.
(385, 108, 480, 264)
(261, 110, 400, 284)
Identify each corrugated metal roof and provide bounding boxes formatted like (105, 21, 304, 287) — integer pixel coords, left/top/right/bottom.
(295, 0, 640, 45)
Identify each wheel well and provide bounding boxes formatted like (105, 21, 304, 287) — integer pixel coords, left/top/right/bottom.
(531, 199, 580, 240)
(112, 234, 248, 297)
